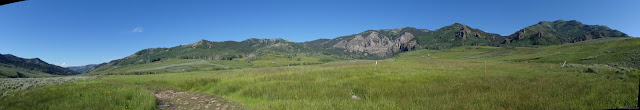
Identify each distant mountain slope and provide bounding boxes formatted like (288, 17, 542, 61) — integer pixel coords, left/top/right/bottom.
(85, 59, 252, 75)
(305, 27, 430, 58)
(66, 64, 98, 73)
(86, 20, 630, 74)
(86, 38, 339, 73)
(504, 20, 629, 46)
(415, 23, 506, 49)
(0, 54, 80, 78)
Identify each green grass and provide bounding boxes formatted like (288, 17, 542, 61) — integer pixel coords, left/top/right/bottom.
(1, 76, 93, 97)
(460, 38, 640, 70)
(0, 66, 58, 78)
(2, 38, 638, 109)
(89, 59, 252, 75)
(89, 54, 338, 75)
(502, 38, 640, 69)
(0, 80, 156, 110)
(100, 57, 637, 109)
(245, 54, 337, 68)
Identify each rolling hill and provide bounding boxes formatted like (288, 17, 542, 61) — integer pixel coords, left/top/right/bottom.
(504, 20, 629, 46)
(414, 23, 506, 49)
(0, 53, 80, 78)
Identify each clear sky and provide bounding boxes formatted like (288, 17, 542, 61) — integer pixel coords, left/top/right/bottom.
(1, 0, 638, 67)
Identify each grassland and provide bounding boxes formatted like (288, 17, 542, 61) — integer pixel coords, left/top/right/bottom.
(0, 76, 93, 97)
(235, 54, 337, 68)
(0, 80, 156, 110)
(1, 38, 638, 109)
(87, 59, 253, 75)
(89, 54, 338, 75)
(99, 51, 637, 109)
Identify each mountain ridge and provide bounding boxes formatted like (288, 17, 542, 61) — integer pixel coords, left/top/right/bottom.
(0, 53, 80, 78)
(85, 20, 630, 74)
(504, 20, 629, 46)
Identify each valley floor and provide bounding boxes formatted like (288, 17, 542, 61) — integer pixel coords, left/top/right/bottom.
(1, 39, 639, 109)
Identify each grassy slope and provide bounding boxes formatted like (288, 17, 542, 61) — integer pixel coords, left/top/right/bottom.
(88, 54, 337, 75)
(2, 38, 638, 109)
(472, 38, 640, 69)
(88, 59, 253, 75)
(0, 54, 80, 77)
(0, 66, 58, 78)
(235, 54, 337, 68)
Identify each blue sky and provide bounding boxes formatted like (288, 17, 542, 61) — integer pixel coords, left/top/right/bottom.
(1, 0, 638, 67)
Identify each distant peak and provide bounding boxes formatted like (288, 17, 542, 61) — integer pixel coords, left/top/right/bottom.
(550, 20, 579, 23)
(197, 39, 209, 43)
(536, 20, 583, 25)
(400, 27, 417, 29)
(449, 23, 468, 28)
(537, 21, 549, 24)
(188, 39, 211, 47)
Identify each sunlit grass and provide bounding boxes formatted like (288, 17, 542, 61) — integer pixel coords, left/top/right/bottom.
(0, 80, 156, 110)
(2, 38, 638, 109)
(103, 56, 638, 109)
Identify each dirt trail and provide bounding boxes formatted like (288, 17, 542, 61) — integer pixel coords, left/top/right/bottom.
(154, 90, 241, 110)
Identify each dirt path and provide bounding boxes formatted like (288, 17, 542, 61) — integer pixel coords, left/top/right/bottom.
(154, 90, 241, 110)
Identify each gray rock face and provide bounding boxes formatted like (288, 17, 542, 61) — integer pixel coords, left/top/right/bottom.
(332, 31, 420, 57)
(515, 29, 526, 40)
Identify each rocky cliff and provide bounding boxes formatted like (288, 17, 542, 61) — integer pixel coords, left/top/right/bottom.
(331, 31, 420, 57)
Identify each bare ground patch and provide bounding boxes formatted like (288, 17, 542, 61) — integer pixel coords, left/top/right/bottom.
(155, 90, 241, 110)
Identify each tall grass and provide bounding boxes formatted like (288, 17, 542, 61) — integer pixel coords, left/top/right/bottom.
(2, 38, 638, 109)
(0, 80, 156, 110)
(104, 58, 638, 109)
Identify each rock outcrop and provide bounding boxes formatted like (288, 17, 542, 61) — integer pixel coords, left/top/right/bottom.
(332, 31, 420, 57)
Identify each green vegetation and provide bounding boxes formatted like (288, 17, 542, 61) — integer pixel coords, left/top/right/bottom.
(0, 76, 93, 96)
(0, 54, 79, 78)
(4, 38, 636, 109)
(469, 38, 640, 69)
(0, 66, 57, 78)
(86, 38, 354, 74)
(84, 20, 630, 75)
(415, 23, 505, 49)
(0, 20, 636, 109)
(87, 54, 338, 75)
(238, 54, 337, 68)
(0, 80, 156, 110)
(88, 59, 252, 75)
(505, 20, 629, 46)
(99, 45, 637, 109)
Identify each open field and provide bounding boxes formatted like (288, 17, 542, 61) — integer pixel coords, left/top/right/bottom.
(87, 59, 253, 75)
(0, 76, 93, 97)
(1, 38, 638, 109)
(0, 80, 156, 110)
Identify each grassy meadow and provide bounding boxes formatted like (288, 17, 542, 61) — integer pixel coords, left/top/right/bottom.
(1, 38, 638, 109)
(0, 80, 156, 110)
